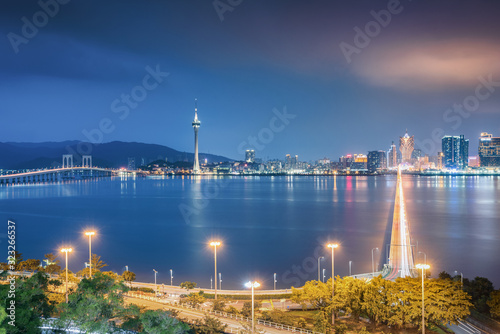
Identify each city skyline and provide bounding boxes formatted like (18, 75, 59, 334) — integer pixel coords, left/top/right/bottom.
(1, 1, 500, 161)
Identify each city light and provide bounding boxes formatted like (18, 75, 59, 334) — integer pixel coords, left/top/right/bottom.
(245, 281, 260, 333)
(61, 247, 72, 303)
(84, 231, 95, 277)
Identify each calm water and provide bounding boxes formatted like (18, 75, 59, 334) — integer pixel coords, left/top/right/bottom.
(1, 175, 499, 289)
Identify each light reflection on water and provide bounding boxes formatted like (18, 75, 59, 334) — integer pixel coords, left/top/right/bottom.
(0, 175, 498, 289)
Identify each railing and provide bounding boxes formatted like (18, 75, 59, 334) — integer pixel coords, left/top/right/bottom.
(126, 292, 321, 334)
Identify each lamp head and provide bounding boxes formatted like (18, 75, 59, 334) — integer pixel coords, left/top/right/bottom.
(416, 264, 430, 270)
(85, 231, 95, 236)
(210, 241, 221, 247)
(327, 243, 339, 249)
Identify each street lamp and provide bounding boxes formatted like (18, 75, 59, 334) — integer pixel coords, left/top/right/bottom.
(317, 256, 324, 281)
(84, 231, 95, 277)
(327, 243, 338, 327)
(416, 263, 430, 334)
(61, 248, 72, 303)
(372, 247, 379, 277)
(454, 270, 463, 288)
(322, 268, 326, 283)
(125, 265, 128, 272)
(153, 269, 158, 295)
(245, 281, 261, 334)
(210, 241, 221, 300)
(219, 273, 222, 290)
(170, 269, 173, 286)
(274, 273, 277, 290)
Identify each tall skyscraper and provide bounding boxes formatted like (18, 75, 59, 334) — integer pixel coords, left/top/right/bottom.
(245, 149, 255, 163)
(367, 150, 387, 172)
(399, 130, 414, 164)
(442, 135, 469, 169)
(479, 132, 500, 167)
(192, 99, 201, 174)
(388, 141, 397, 168)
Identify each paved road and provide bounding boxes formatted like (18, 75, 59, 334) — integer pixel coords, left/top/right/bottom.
(125, 295, 293, 334)
(447, 319, 487, 334)
(130, 282, 293, 296)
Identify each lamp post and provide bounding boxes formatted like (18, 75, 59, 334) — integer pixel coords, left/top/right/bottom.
(211, 276, 213, 289)
(327, 243, 338, 327)
(416, 264, 430, 334)
(210, 241, 221, 300)
(219, 273, 222, 290)
(61, 248, 72, 303)
(84, 231, 95, 277)
(372, 247, 379, 277)
(125, 265, 128, 272)
(454, 270, 463, 288)
(349, 261, 352, 276)
(245, 281, 261, 334)
(170, 269, 173, 286)
(318, 256, 324, 281)
(153, 269, 158, 295)
(322, 268, 326, 283)
(274, 273, 277, 290)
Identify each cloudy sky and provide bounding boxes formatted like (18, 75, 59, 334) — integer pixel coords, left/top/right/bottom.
(1, 0, 500, 161)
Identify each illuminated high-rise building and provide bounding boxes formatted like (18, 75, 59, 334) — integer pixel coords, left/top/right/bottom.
(399, 130, 414, 164)
(367, 151, 387, 172)
(479, 132, 500, 167)
(442, 135, 469, 169)
(388, 141, 397, 168)
(245, 150, 255, 163)
(192, 99, 201, 174)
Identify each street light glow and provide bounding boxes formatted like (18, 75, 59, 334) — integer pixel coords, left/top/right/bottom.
(327, 243, 338, 249)
(245, 281, 260, 288)
(61, 248, 72, 253)
(416, 264, 430, 270)
(210, 241, 221, 246)
(84, 231, 95, 236)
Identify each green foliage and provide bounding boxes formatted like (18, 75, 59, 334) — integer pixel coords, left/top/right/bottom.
(44, 253, 59, 266)
(464, 276, 494, 313)
(438, 271, 453, 280)
(334, 323, 348, 334)
(122, 270, 136, 282)
(56, 272, 127, 333)
(212, 298, 226, 311)
(44, 263, 62, 278)
(241, 301, 262, 318)
(297, 317, 307, 328)
(0, 272, 53, 334)
(193, 315, 227, 334)
(358, 326, 370, 334)
(21, 259, 41, 272)
(291, 279, 332, 311)
(260, 309, 294, 326)
(312, 310, 330, 333)
(487, 290, 500, 319)
(225, 305, 240, 314)
(131, 286, 155, 293)
(180, 281, 197, 290)
(185, 292, 206, 307)
(140, 309, 190, 334)
(120, 304, 142, 332)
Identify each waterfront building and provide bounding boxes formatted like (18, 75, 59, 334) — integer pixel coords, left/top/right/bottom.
(192, 100, 201, 174)
(367, 150, 387, 172)
(442, 135, 469, 169)
(479, 132, 500, 168)
(388, 141, 397, 168)
(399, 130, 414, 164)
(245, 150, 255, 163)
(127, 157, 135, 170)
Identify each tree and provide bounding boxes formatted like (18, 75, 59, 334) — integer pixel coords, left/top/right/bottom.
(0, 272, 53, 333)
(464, 276, 494, 313)
(291, 280, 331, 312)
(140, 309, 190, 334)
(241, 301, 262, 318)
(56, 272, 127, 333)
(122, 270, 136, 283)
(226, 305, 240, 315)
(180, 281, 197, 290)
(23, 259, 41, 272)
(333, 276, 365, 320)
(44, 263, 62, 278)
(185, 291, 206, 307)
(438, 271, 453, 280)
(44, 253, 59, 266)
(313, 310, 330, 334)
(120, 304, 142, 332)
(487, 290, 500, 319)
(212, 298, 226, 311)
(193, 315, 227, 334)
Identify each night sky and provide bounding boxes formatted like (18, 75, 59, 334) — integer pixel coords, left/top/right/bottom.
(1, 0, 500, 161)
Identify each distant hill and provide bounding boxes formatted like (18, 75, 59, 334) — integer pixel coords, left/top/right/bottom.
(0, 141, 232, 170)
